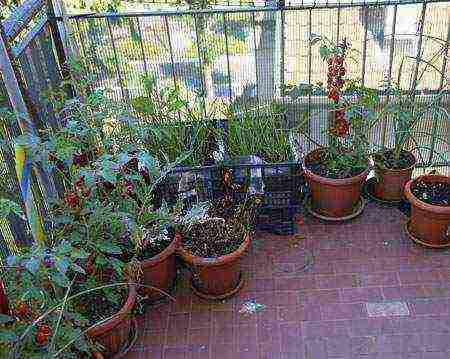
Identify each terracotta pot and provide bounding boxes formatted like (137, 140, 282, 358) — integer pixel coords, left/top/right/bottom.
(373, 151, 416, 201)
(87, 285, 136, 357)
(0, 281, 9, 315)
(404, 175, 450, 247)
(139, 235, 180, 301)
(178, 234, 250, 298)
(304, 149, 369, 218)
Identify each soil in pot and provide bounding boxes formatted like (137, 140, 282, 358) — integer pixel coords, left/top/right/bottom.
(179, 219, 249, 298)
(136, 231, 179, 301)
(304, 149, 369, 219)
(410, 179, 450, 206)
(405, 175, 450, 247)
(372, 150, 416, 201)
(83, 285, 136, 357)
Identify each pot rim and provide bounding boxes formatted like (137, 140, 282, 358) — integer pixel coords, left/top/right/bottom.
(178, 233, 251, 267)
(404, 174, 450, 215)
(304, 148, 370, 185)
(373, 150, 417, 173)
(140, 234, 180, 269)
(87, 284, 137, 338)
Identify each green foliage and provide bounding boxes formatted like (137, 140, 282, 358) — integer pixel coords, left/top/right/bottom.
(226, 103, 293, 164)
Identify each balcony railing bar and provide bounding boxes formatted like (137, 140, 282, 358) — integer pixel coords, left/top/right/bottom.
(251, 11, 261, 103)
(193, 14, 208, 113)
(163, 16, 178, 91)
(106, 17, 127, 100)
(411, 2, 427, 92)
(136, 17, 150, 81)
(224, 13, 234, 104)
(307, 8, 312, 116)
(361, 6, 369, 85)
(336, 5, 341, 42)
(59, 1, 450, 20)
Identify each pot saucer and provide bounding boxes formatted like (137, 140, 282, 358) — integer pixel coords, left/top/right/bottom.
(362, 177, 402, 205)
(191, 273, 245, 301)
(305, 196, 365, 222)
(405, 219, 450, 249)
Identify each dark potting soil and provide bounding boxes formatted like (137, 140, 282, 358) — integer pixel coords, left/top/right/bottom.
(411, 180, 450, 206)
(182, 219, 246, 258)
(80, 286, 128, 326)
(306, 162, 366, 179)
(137, 235, 172, 261)
(374, 150, 415, 170)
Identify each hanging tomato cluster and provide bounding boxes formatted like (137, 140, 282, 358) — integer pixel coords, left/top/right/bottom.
(327, 46, 349, 137)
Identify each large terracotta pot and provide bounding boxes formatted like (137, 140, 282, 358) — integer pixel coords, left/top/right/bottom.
(139, 235, 180, 301)
(404, 175, 450, 247)
(304, 149, 369, 218)
(87, 285, 136, 357)
(178, 234, 250, 299)
(373, 151, 416, 201)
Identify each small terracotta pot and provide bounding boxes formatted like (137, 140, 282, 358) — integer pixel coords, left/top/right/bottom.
(304, 149, 369, 218)
(404, 175, 450, 247)
(178, 234, 250, 298)
(139, 235, 180, 301)
(87, 285, 136, 357)
(0, 281, 9, 315)
(374, 151, 416, 201)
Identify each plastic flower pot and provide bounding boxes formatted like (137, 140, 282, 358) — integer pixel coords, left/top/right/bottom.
(404, 175, 450, 247)
(373, 151, 416, 201)
(139, 234, 180, 301)
(87, 285, 137, 357)
(177, 233, 251, 300)
(304, 149, 369, 219)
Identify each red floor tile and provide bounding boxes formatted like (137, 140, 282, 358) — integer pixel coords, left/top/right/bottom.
(129, 203, 450, 358)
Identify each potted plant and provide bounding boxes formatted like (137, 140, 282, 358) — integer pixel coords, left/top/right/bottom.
(88, 151, 184, 302)
(177, 197, 260, 299)
(371, 49, 449, 202)
(285, 37, 378, 220)
(404, 174, 450, 247)
(0, 242, 96, 358)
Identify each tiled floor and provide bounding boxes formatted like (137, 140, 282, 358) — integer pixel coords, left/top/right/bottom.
(129, 202, 450, 359)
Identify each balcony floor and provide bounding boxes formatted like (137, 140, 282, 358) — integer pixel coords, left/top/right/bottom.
(129, 202, 450, 359)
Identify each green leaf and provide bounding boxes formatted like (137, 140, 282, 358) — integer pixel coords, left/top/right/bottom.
(71, 248, 90, 259)
(0, 330, 18, 343)
(51, 272, 69, 287)
(6, 255, 17, 267)
(310, 33, 322, 45)
(55, 258, 69, 276)
(0, 314, 14, 324)
(24, 258, 39, 274)
(0, 199, 24, 220)
(96, 241, 122, 255)
(319, 45, 330, 60)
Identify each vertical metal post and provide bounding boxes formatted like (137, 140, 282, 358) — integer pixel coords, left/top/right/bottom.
(411, 1, 427, 93)
(336, 5, 341, 43)
(106, 17, 127, 100)
(280, 8, 286, 97)
(251, 11, 260, 104)
(387, 5, 397, 88)
(308, 9, 312, 117)
(438, 23, 450, 91)
(223, 13, 233, 104)
(164, 15, 178, 90)
(136, 17, 150, 81)
(361, 6, 369, 85)
(193, 13, 207, 108)
(46, 0, 74, 98)
(74, 19, 87, 59)
(382, 4, 397, 148)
